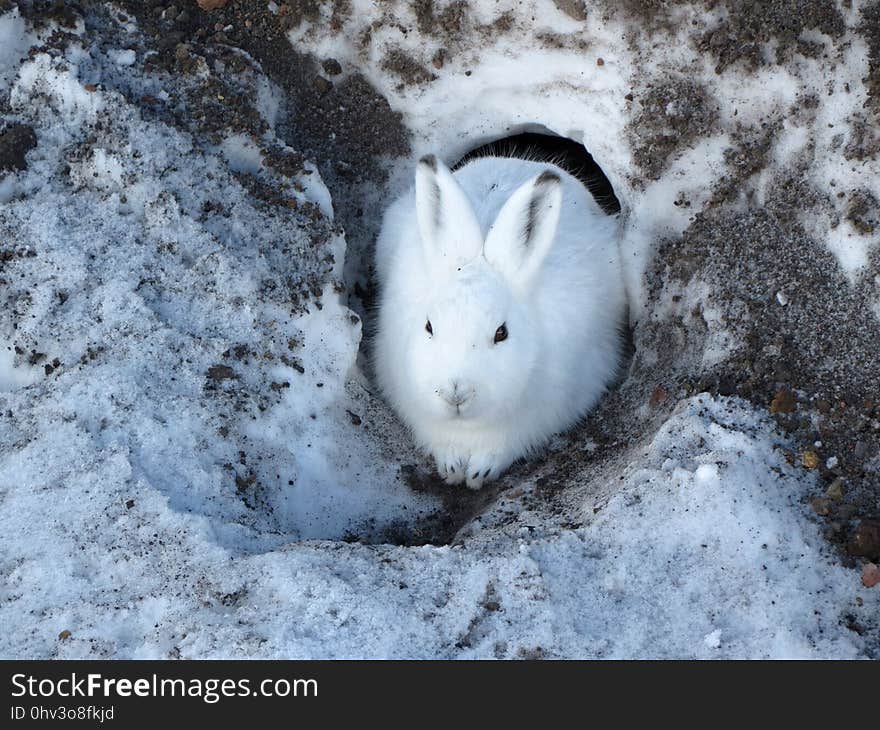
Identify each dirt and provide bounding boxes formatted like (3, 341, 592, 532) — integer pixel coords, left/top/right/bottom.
(847, 189, 880, 235)
(413, 0, 469, 38)
(710, 123, 780, 205)
(860, 1, 880, 111)
(112, 0, 410, 185)
(698, 0, 844, 71)
(0, 124, 37, 173)
(630, 79, 719, 182)
(551, 0, 588, 22)
(381, 48, 438, 87)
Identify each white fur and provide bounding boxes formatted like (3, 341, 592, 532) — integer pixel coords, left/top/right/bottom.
(374, 154, 626, 488)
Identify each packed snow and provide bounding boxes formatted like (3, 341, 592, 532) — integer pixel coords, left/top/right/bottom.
(0, 3, 877, 659)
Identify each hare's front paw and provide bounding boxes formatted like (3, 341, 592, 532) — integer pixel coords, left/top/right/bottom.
(434, 452, 467, 485)
(464, 453, 504, 490)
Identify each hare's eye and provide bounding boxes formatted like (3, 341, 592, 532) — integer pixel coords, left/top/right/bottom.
(425, 320, 433, 335)
(493, 323, 508, 344)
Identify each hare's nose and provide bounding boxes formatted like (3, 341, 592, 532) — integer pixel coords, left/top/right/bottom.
(439, 382, 474, 407)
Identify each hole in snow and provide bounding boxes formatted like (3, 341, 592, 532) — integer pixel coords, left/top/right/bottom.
(453, 131, 621, 217)
(339, 131, 633, 549)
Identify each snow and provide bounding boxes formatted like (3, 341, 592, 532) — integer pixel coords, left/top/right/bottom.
(0, 8, 32, 93)
(108, 48, 136, 67)
(0, 5, 877, 659)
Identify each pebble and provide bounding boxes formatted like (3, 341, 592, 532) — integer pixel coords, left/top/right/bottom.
(848, 518, 880, 559)
(810, 497, 831, 516)
(322, 58, 343, 76)
(649, 385, 668, 407)
(801, 450, 819, 469)
(825, 477, 845, 501)
(861, 563, 880, 588)
(551, 0, 588, 21)
(770, 387, 796, 414)
(313, 76, 332, 93)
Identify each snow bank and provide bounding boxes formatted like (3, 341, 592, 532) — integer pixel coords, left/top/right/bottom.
(0, 10, 440, 555)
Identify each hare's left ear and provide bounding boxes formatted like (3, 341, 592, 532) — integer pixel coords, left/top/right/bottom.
(484, 170, 562, 293)
(415, 155, 484, 273)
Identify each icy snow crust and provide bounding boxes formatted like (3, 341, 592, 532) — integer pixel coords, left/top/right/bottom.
(0, 3, 877, 657)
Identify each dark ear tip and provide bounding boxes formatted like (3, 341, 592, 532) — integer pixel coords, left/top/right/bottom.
(536, 169, 561, 186)
(418, 154, 439, 171)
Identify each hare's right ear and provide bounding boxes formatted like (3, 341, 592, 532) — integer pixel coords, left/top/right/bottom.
(415, 155, 483, 271)
(483, 170, 562, 294)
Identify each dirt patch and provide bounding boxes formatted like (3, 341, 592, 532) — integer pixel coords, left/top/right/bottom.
(860, 1, 880, 111)
(551, 0, 588, 22)
(847, 189, 880, 235)
(0, 124, 37, 174)
(710, 122, 780, 205)
(844, 114, 880, 162)
(698, 0, 844, 72)
(115, 0, 409, 184)
(381, 47, 438, 87)
(413, 0, 469, 38)
(630, 78, 719, 182)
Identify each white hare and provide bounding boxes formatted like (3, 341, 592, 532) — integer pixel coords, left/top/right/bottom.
(374, 153, 625, 489)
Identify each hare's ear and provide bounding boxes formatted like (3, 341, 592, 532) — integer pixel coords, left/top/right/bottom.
(415, 155, 483, 271)
(483, 170, 562, 293)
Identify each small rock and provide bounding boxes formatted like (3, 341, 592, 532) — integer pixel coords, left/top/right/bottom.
(125, 499, 135, 509)
(810, 497, 831, 516)
(596, 57, 605, 66)
(431, 48, 448, 70)
(649, 385, 668, 407)
(862, 563, 880, 588)
(322, 58, 343, 76)
(0, 124, 38, 174)
(197, 0, 228, 10)
(58, 630, 71, 641)
(313, 76, 332, 93)
(775, 290, 789, 306)
(825, 477, 845, 501)
(551, 0, 587, 21)
(84, 83, 99, 92)
(770, 388, 796, 415)
(848, 518, 880, 560)
(802, 450, 819, 469)
(206, 364, 236, 381)
(825, 456, 838, 469)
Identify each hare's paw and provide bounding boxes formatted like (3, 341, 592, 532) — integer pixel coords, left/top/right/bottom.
(434, 452, 467, 485)
(464, 453, 504, 490)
